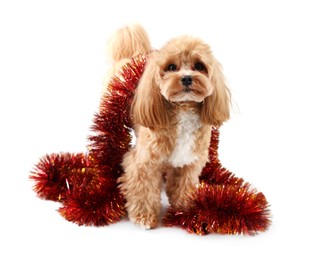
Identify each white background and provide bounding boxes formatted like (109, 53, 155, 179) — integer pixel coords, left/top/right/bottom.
(1, 0, 308, 259)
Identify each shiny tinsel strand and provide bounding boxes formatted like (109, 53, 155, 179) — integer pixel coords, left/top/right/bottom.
(163, 183, 270, 235)
(31, 54, 271, 233)
(30, 55, 147, 226)
(30, 153, 92, 201)
(58, 172, 126, 226)
(88, 55, 147, 167)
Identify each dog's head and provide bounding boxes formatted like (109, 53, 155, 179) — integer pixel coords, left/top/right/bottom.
(132, 36, 231, 128)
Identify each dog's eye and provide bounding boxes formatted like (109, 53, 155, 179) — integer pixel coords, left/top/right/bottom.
(194, 62, 207, 72)
(166, 64, 177, 72)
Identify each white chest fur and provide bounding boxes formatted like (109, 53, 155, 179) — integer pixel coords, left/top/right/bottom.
(168, 110, 201, 168)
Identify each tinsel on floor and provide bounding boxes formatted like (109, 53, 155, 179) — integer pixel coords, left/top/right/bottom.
(30, 54, 270, 235)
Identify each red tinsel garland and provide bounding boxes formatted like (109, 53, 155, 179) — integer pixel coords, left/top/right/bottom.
(30, 54, 270, 234)
(31, 55, 147, 226)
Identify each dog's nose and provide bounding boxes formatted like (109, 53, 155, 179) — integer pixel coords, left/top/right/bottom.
(181, 75, 193, 87)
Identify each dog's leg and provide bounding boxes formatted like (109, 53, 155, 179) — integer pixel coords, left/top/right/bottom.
(166, 163, 203, 209)
(119, 150, 162, 229)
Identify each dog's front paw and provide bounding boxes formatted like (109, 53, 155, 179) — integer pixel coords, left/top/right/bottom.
(129, 214, 158, 229)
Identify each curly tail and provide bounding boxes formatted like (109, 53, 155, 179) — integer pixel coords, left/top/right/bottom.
(107, 24, 152, 62)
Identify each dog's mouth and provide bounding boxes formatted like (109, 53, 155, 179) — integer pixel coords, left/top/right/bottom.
(181, 88, 203, 95)
(184, 88, 193, 93)
(168, 88, 206, 103)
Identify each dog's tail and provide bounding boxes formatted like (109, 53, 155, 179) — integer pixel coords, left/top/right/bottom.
(107, 24, 152, 62)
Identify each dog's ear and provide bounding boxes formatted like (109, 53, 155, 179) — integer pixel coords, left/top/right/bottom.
(201, 60, 231, 127)
(131, 53, 170, 129)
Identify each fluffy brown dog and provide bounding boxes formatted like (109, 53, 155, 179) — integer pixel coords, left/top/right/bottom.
(111, 25, 231, 229)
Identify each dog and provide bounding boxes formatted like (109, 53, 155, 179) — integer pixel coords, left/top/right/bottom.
(108, 25, 231, 229)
